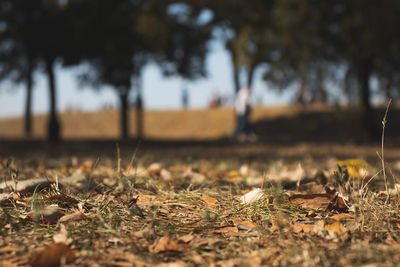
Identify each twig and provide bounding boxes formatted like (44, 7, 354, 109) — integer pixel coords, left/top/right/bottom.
(129, 140, 142, 168)
(116, 143, 121, 176)
(381, 98, 392, 204)
(361, 168, 383, 198)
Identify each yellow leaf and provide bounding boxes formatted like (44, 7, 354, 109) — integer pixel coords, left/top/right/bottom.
(338, 159, 368, 179)
(318, 220, 347, 235)
(228, 170, 239, 177)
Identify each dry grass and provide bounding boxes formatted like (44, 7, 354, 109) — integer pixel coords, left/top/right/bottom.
(1, 151, 400, 266)
(2, 104, 400, 266)
(0, 105, 326, 140)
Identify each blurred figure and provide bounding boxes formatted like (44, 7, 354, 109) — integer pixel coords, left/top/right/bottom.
(295, 79, 311, 104)
(181, 87, 189, 109)
(231, 85, 257, 142)
(209, 92, 222, 108)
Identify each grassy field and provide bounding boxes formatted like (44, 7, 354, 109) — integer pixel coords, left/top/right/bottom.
(0, 105, 362, 140)
(1, 105, 400, 266)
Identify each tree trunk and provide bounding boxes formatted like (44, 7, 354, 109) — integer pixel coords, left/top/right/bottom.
(230, 51, 240, 94)
(24, 64, 33, 137)
(136, 93, 143, 139)
(247, 65, 256, 89)
(119, 88, 129, 140)
(46, 59, 60, 142)
(358, 60, 377, 138)
(134, 75, 144, 139)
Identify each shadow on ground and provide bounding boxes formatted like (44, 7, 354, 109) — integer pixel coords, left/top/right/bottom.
(1, 107, 400, 162)
(253, 106, 400, 144)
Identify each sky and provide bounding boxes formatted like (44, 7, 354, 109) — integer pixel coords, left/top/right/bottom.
(0, 40, 295, 119)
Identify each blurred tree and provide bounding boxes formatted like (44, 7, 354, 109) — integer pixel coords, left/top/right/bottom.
(269, 0, 400, 136)
(0, 1, 39, 137)
(266, 0, 338, 103)
(333, 0, 400, 135)
(0, 0, 72, 142)
(67, 0, 211, 140)
(66, 0, 139, 140)
(209, 0, 277, 93)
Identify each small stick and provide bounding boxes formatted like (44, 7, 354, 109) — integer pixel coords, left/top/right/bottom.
(381, 98, 392, 204)
(116, 143, 121, 176)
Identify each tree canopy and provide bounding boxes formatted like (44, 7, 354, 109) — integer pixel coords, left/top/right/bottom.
(1, 0, 400, 139)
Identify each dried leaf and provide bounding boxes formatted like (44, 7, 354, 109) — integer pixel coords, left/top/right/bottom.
(149, 237, 186, 253)
(327, 195, 349, 212)
(213, 226, 238, 234)
(157, 260, 186, 267)
(289, 193, 334, 210)
(0, 178, 53, 194)
(147, 163, 162, 175)
(0, 193, 13, 206)
(240, 188, 264, 204)
(291, 222, 315, 234)
(1, 255, 30, 267)
(239, 164, 249, 176)
(136, 194, 160, 206)
(296, 182, 325, 194)
(58, 211, 86, 225)
(317, 220, 347, 235)
(78, 160, 94, 174)
(330, 214, 353, 221)
(30, 243, 76, 267)
(53, 224, 71, 244)
(41, 205, 64, 224)
(200, 195, 218, 206)
(237, 221, 258, 231)
(178, 234, 194, 243)
(338, 159, 368, 179)
(183, 170, 206, 184)
(160, 169, 173, 181)
(47, 194, 79, 204)
(0, 245, 19, 254)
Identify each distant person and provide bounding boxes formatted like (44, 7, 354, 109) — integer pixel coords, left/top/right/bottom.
(296, 79, 311, 104)
(182, 87, 189, 109)
(209, 93, 222, 108)
(232, 85, 257, 142)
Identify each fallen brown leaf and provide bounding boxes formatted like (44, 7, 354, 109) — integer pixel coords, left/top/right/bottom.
(292, 222, 315, 234)
(30, 242, 76, 267)
(213, 226, 238, 234)
(157, 260, 186, 267)
(296, 182, 325, 194)
(147, 163, 163, 175)
(41, 205, 64, 224)
(289, 193, 334, 210)
(78, 159, 94, 174)
(289, 192, 350, 212)
(0, 245, 19, 254)
(178, 234, 194, 243)
(1, 255, 30, 267)
(327, 195, 349, 212)
(200, 195, 218, 207)
(58, 211, 86, 224)
(0, 193, 13, 206)
(317, 220, 347, 235)
(237, 221, 259, 231)
(149, 237, 186, 253)
(330, 213, 353, 221)
(47, 194, 79, 204)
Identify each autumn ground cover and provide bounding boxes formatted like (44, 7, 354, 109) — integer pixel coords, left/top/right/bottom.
(2, 106, 400, 266)
(1, 139, 400, 267)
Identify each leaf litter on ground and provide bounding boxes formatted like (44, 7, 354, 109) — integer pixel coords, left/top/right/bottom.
(1, 156, 400, 266)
